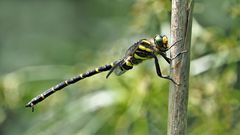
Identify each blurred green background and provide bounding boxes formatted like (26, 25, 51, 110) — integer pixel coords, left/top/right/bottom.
(0, 0, 239, 135)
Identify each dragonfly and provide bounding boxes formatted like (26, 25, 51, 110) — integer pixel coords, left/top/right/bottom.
(25, 35, 185, 112)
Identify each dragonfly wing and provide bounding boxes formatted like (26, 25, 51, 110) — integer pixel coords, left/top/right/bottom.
(106, 60, 123, 78)
(106, 40, 142, 78)
(114, 65, 127, 76)
(125, 41, 140, 56)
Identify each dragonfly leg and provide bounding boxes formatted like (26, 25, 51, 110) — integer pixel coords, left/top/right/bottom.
(151, 54, 179, 85)
(159, 52, 171, 64)
(170, 50, 187, 60)
(166, 39, 183, 50)
(160, 50, 187, 64)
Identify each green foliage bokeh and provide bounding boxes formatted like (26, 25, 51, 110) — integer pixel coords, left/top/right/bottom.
(0, 0, 239, 135)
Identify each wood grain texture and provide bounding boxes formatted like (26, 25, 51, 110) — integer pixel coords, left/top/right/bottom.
(167, 0, 193, 135)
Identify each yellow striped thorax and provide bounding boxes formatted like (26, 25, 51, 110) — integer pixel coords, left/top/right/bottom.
(125, 56, 133, 66)
(141, 39, 151, 45)
(133, 53, 148, 60)
(138, 45, 153, 53)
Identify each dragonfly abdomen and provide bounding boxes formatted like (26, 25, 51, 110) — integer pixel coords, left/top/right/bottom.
(25, 64, 113, 111)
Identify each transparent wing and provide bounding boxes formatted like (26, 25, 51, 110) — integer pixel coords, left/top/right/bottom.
(124, 40, 141, 57)
(106, 40, 142, 78)
(113, 64, 127, 76)
(106, 59, 123, 78)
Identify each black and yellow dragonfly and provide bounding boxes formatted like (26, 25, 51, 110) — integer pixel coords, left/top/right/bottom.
(25, 35, 184, 112)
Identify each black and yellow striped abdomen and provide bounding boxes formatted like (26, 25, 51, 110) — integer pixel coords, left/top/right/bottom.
(25, 64, 114, 111)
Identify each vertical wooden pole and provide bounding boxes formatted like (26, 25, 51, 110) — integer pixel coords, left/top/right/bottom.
(167, 0, 193, 135)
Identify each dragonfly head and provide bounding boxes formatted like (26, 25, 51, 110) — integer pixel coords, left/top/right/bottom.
(154, 35, 169, 51)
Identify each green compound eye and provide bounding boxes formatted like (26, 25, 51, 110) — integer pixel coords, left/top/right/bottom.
(154, 35, 162, 46)
(154, 35, 168, 48)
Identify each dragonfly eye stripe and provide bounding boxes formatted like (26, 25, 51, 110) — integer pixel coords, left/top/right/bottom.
(162, 36, 168, 44)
